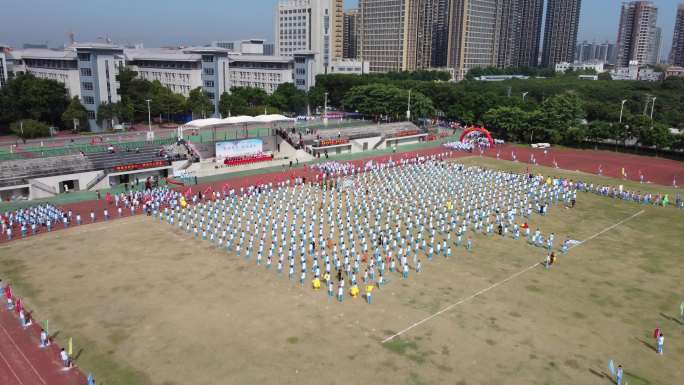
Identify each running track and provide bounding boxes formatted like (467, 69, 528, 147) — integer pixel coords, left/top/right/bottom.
(1, 143, 683, 383)
(0, 306, 86, 385)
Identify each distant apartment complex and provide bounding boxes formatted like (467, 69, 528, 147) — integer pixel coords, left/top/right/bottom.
(616, 1, 659, 67)
(355, 0, 575, 78)
(575, 41, 617, 64)
(0, 43, 9, 88)
(358, 0, 409, 73)
(343, 9, 360, 59)
(541, 0, 582, 68)
(447, 0, 502, 78)
(669, 4, 684, 66)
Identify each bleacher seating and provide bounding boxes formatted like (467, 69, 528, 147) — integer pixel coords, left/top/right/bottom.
(86, 145, 168, 170)
(0, 155, 94, 187)
(0, 143, 172, 188)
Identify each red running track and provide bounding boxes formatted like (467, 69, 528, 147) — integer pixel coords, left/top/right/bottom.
(0, 306, 86, 385)
(484, 145, 684, 186)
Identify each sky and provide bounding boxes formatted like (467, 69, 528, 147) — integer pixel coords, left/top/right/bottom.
(0, 0, 681, 56)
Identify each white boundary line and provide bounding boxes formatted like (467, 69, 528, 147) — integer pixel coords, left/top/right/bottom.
(0, 323, 47, 385)
(382, 209, 645, 344)
(0, 346, 25, 385)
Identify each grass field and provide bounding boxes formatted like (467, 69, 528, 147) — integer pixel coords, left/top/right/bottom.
(1, 157, 682, 385)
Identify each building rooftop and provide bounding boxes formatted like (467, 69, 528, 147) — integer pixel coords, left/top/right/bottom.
(9, 48, 77, 60)
(184, 46, 232, 54)
(228, 54, 292, 63)
(69, 42, 123, 51)
(125, 48, 201, 62)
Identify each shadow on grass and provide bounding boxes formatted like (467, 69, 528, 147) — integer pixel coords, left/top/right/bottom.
(588, 368, 613, 383)
(635, 337, 656, 352)
(50, 331, 60, 341)
(659, 312, 684, 325)
(74, 347, 84, 361)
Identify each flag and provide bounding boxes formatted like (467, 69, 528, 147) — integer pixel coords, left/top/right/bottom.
(68, 337, 73, 355)
(5, 284, 12, 299)
(44, 320, 49, 335)
(184, 187, 192, 199)
(680, 301, 684, 315)
(608, 360, 616, 377)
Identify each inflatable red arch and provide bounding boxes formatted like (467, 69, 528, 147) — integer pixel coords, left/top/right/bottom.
(459, 126, 494, 147)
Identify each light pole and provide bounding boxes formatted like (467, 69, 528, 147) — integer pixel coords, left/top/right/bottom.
(619, 99, 627, 124)
(406, 89, 411, 120)
(522, 92, 529, 101)
(323, 92, 328, 126)
(145, 99, 152, 132)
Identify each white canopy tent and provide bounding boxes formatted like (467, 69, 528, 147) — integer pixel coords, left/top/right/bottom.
(177, 114, 295, 140)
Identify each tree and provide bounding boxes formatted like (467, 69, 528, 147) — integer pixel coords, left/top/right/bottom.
(96, 102, 116, 129)
(585, 121, 612, 143)
(482, 106, 528, 141)
(219, 92, 249, 116)
(230, 87, 269, 107)
(343, 83, 433, 121)
(0, 74, 69, 128)
(61, 97, 89, 132)
(187, 88, 214, 119)
(10, 120, 50, 140)
(270, 83, 307, 114)
(539, 92, 585, 143)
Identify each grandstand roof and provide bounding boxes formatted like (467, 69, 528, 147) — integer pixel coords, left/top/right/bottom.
(182, 114, 294, 129)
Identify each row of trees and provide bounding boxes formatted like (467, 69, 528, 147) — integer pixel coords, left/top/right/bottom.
(313, 71, 684, 150)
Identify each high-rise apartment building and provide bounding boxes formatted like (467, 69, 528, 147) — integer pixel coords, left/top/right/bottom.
(670, 4, 684, 66)
(447, 0, 501, 79)
(576, 41, 617, 64)
(541, 0, 582, 68)
(0, 43, 8, 89)
(343, 9, 360, 59)
(616, 1, 658, 67)
(515, 0, 544, 67)
(329, 0, 343, 62)
(275, 0, 334, 75)
(406, 0, 438, 70)
(431, 0, 451, 67)
(359, 0, 409, 72)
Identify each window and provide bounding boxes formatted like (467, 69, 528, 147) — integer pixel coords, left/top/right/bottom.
(78, 53, 91, 62)
(80, 68, 92, 76)
(83, 96, 95, 105)
(203, 68, 215, 75)
(87, 111, 96, 119)
(206, 92, 215, 100)
(202, 55, 214, 63)
(204, 80, 214, 87)
(82, 82, 94, 90)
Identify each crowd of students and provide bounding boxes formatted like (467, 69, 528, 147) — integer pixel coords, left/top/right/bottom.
(1, 187, 184, 241)
(157, 155, 574, 305)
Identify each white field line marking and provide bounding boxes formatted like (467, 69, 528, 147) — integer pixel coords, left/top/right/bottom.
(382, 209, 645, 344)
(0, 323, 47, 385)
(0, 346, 25, 385)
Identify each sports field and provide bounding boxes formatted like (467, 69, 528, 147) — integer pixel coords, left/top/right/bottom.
(1, 157, 682, 385)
